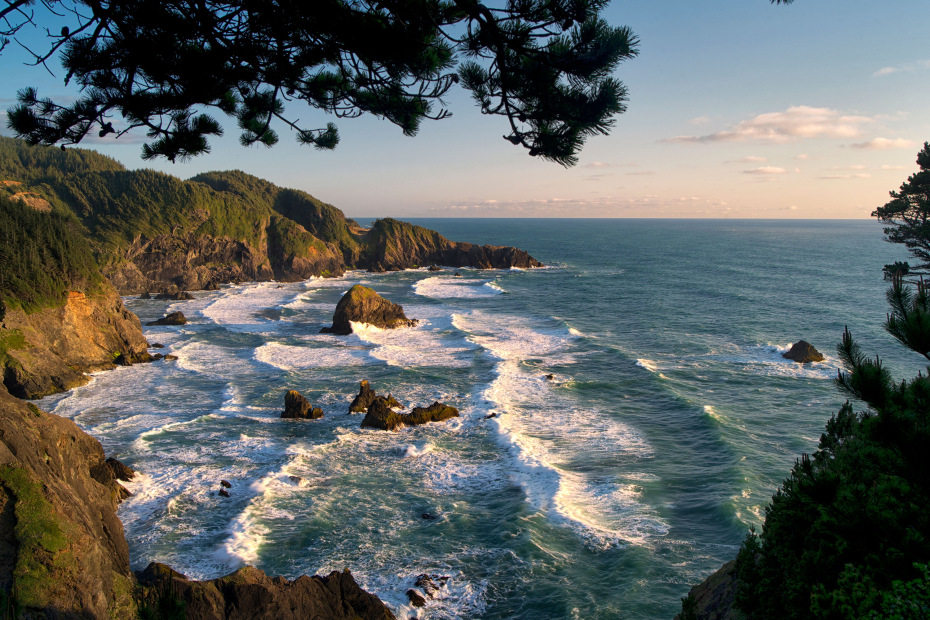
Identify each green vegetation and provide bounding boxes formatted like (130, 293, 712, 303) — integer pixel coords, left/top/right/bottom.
(0, 192, 102, 312)
(874, 142, 930, 268)
(729, 148, 930, 619)
(0, 465, 78, 611)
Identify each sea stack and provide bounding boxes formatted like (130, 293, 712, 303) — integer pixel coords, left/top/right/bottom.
(320, 285, 417, 335)
(782, 340, 825, 363)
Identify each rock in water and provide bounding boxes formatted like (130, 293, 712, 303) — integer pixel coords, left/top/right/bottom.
(407, 402, 460, 426)
(782, 340, 825, 363)
(145, 311, 187, 326)
(320, 285, 417, 335)
(349, 380, 402, 413)
(361, 399, 459, 431)
(281, 389, 324, 419)
(349, 380, 377, 413)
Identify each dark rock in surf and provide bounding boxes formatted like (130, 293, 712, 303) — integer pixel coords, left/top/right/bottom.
(204, 280, 220, 291)
(146, 311, 187, 326)
(281, 390, 323, 419)
(673, 560, 740, 620)
(406, 589, 427, 608)
(220, 480, 231, 488)
(139, 291, 151, 299)
(320, 285, 417, 335)
(155, 290, 194, 300)
(219, 488, 230, 498)
(782, 340, 825, 363)
(163, 354, 178, 361)
(151, 343, 164, 348)
(361, 399, 458, 432)
(349, 380, 402, 413)
(428, 265, 442, 271)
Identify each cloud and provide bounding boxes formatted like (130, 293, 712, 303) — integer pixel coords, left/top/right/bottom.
(817, 173, 872, 180)
(873, 60, 930, 77)
(690, 115, 711, 125)
(664, 106, 873, 144)
(744, 166, 787, 175)
(849, 137, 915, 150)
(795, 153, 809, 160)
(881, 164, 907, 170)
(729, 156, 767, 163)
(625, 170, 654, 176)
(583, 161, 614, 169)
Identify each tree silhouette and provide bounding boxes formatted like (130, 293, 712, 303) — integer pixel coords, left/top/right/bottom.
(873, 142, 930, 269)
(1, 0, 643, 166)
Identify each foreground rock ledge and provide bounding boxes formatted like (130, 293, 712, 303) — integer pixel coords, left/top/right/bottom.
(321, 285, 418, 335)
(361, 399, 459, 431)
(674, 559, 743, 620)
(136, 563, 395, 620)
(0, 387, 394, 618)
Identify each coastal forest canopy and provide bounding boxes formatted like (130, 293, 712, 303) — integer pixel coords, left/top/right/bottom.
(1, 0, 641, 166)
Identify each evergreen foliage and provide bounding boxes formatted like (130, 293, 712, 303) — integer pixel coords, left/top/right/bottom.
(873, 142, 930, 269)
(2, 0, 640, 166)
(733, 233, 930, 616)
(0, 191, 101, 312)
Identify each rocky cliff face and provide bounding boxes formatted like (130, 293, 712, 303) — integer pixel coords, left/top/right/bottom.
(1, 285, 152, 399)
(0, 387, 137, 618)
(0, 388, 396, 619)
(363, 218, 543, 271)
(104, 229, 345, 295)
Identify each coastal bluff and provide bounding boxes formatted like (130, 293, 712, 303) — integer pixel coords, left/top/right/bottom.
(0, 136, 542, 296)
(0, 387, 396, 618)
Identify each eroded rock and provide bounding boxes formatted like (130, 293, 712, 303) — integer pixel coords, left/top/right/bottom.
(782, 340, 825, 363)
(146, 311, 187, 326)
(281, 389, 324, 419)
(321, 285, 417, 335)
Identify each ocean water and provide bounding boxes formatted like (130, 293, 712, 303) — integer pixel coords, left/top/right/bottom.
(35, 219, 916, 619)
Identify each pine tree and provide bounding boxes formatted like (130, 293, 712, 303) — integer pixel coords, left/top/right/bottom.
(873, 142, 930, 269)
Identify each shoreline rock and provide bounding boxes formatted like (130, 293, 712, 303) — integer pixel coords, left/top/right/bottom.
(145, 311, 187, 326)
(361, 399, 459, 432)
(321, 285, 417, 335)
(281, 389, 324, 419)
(782, 340, 824, 363)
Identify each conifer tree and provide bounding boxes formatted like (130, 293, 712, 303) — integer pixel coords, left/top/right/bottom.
(873, 142, 930, 269)
(0, 0, 640, 166)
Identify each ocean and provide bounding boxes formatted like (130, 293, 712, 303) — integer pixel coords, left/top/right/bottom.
(34, 218, 914, 619)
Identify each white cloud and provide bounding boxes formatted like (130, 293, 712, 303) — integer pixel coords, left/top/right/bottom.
(744, 166, 787, 175)
(881, 164, 907, 170)
(849, 137, 915, 150)
(730, 155, 767, 163)
(795, 153, 810, 160)
(874, 66, 904, 77)
(690, 115, 711, 125)
(583, 161, 614, 169)
(664, 106, 873, 144)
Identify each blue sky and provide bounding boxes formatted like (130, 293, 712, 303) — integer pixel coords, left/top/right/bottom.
(2, 0, 929, 218)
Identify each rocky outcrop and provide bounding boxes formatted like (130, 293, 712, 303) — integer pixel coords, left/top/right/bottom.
(674, 560, 743, 620)
(361, 399, 459, 431)
(349, 380, 402, 413)
(281, 389, 323, 419)
(361, 218, 543, 271)
(0, 387, 396, 618)
(321, 285, 418, 335)
(782, 340, 825, 363)
(1, 286, 152, 399)
(136, 563, 395, 620)
(103, 230, 346, 295)
(0, 387, 137, 618)
(146, 311, 188, 326)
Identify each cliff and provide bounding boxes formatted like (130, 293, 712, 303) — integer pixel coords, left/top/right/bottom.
(0, 388, 396, 618)
(363, 218, 543, 271)
(1, 138, 542, 295)
(1, 286, 152, 399)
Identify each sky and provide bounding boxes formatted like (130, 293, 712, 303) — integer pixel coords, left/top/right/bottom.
(1, 0, 929, 219)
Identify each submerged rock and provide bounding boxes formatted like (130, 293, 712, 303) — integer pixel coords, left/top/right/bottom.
(782, 340, 825, 363)
(281, 389, 324, 419)
(406, 402, 460, 426)
(146, 311, 187, 326)
(155, 290, 194, 300)
(674, 559, 741, 620)
(321, 285, 417, 335)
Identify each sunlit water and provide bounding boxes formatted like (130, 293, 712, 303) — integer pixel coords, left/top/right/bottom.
(36, 219, 916, 619)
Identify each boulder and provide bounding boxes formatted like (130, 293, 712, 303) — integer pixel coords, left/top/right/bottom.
(320, 285, 417, 335)
(428, 265, 442, 272)
(407, 402, 460, 426)
(782, 340, 825, 363)
(406, 589, 426, 608)
(204, 281, 220, 291)
(155, 290, 194, 300)
(281, 390, 324, 419)
(349, 380, 402, 413)
(146, 311, 187, 326)
(139, 291, 151, 299)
